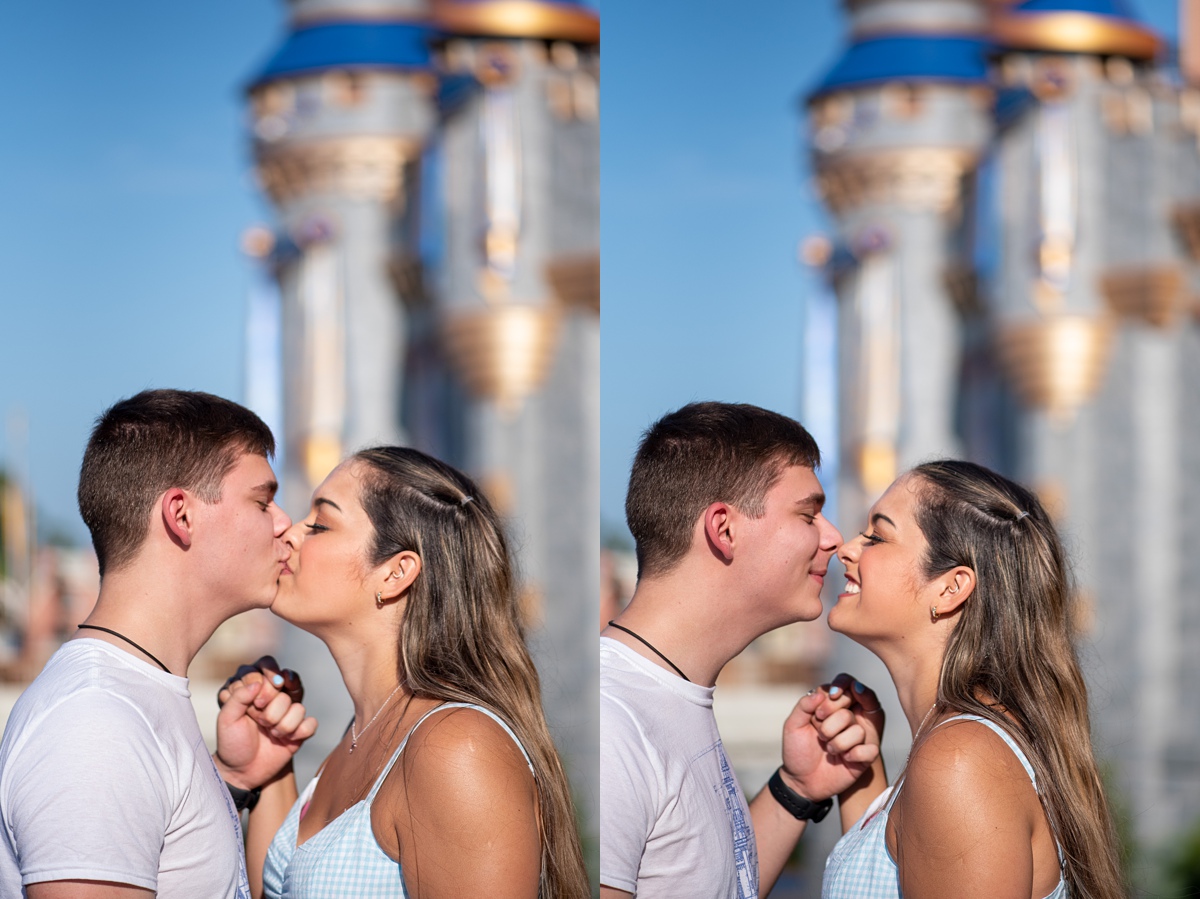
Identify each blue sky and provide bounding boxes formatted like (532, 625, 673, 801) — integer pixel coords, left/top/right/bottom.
(0, 2, 283, 541)
(600, 0, 1182, 537)
(0, 0, 1182, 544)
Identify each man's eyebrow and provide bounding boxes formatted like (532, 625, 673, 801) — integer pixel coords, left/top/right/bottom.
(314, 497, 343, 513)
(796, 492, 826, 510)
(253, 481, 278, 498)
(871, 512, 896, 529)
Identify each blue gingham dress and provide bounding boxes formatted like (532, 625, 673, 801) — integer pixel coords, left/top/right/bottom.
(823, 714, 1067, 899)
(263, 702, 534, 899)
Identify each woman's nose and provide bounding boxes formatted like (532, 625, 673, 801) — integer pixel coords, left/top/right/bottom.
(282, 519, 305, 548)
(838, 534, 861, 565)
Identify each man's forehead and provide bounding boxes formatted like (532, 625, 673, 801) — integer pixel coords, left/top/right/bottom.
(228, 451, 277, 485)
(774, 463, 823, 496)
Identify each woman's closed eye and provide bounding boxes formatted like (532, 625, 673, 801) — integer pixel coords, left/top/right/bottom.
(306, 522, 329, 533)
(860, 531, 883, 545)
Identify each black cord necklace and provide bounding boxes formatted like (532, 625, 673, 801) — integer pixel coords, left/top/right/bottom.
(607, 621, 690, 682)
(77, 624, 172, 675)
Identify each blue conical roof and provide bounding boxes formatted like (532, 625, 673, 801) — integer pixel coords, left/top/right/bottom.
(249, 19, 435, 89)
(809, 33, 991, 100)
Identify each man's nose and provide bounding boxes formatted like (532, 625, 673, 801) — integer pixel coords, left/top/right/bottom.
(820, 515, 843, 551)
(274, 504, 294, 537)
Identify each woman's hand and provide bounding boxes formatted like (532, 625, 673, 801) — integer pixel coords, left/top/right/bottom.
(779, 671, 885, 803)
(219, 655, 304, 706)
(214, 656, 317, 791)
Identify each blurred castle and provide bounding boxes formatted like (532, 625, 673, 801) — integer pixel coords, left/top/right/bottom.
(805, 0, 1200, 859)
(240, 0, 599, 844)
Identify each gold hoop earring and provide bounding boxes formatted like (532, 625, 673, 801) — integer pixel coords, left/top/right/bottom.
(376, 591, 384, 609)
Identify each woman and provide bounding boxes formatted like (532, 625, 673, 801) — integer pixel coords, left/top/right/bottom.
(822, 460, 1123, 899)
(225, 446, 588, 899)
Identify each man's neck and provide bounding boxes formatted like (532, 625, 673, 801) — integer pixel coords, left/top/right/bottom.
(75, 565, 224, 677)
(605, 572, 761, 688)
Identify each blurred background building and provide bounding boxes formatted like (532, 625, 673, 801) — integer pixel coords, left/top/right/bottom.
(793, 0, 1200, 890)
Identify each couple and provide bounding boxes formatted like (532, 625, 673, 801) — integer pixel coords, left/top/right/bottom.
(0, 389, 588, 899)
(600, 402, 1124, 899)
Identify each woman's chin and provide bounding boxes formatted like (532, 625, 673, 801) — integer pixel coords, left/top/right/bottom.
(268, 596, 299, 624)
(826, 600, 850, 634)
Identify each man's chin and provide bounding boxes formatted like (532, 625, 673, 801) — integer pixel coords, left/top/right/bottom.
(783, 598, 824, 627)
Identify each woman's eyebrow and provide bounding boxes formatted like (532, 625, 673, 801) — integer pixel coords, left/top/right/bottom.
(871, 512, 896, 529)
(314, 497, 343, 513)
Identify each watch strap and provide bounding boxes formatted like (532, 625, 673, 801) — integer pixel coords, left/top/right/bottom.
(768, 767, 833, 822)
(226, 781, 262, 812)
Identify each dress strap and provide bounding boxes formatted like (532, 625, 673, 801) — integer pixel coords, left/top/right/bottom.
(365, 702, 534, 803)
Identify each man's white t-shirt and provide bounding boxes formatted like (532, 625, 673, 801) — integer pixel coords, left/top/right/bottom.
(600, 637, 759, 899)
(0, 639, 251, 898)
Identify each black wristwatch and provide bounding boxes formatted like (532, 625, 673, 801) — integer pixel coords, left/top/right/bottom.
(225, 781, 262, 812)
(768, 768, 833, 822)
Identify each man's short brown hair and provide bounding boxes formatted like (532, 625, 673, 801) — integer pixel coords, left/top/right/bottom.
(624, 402, 821, 579)
(78, 389, 276, 576)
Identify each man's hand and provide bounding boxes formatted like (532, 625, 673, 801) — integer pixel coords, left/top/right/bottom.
(214, 658, 317, 791)
(779, 672, 884, 802)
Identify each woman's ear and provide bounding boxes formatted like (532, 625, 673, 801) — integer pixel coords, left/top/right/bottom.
(378, 550, 422, 602)
(936, 566, 975, 615)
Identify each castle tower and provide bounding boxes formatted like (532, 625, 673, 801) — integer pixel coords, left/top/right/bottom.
(246, 0, 438, 767)
(808, 1, 994, 516)
(805, 0, 994, 769)
(248, 0, 437, 509)
(430, 0, 601, 838)
(985, 0, 1200, 850)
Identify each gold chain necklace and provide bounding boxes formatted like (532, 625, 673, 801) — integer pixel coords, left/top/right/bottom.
(897, 701, 939, 781)
(349, 683, 403, 754)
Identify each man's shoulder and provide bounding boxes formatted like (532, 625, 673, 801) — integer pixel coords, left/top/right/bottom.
(600, 638, 710, 712)
(2, 643, 184, 761)
(600, 640, 673, 718)
(601, 643, 723, 774)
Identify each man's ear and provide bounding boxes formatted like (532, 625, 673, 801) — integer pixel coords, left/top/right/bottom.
(161, 488, 193, 549)
(703, 502, 735, 563)
(378, 550, 422, 602)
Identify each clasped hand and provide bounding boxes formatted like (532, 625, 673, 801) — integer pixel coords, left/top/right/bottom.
(779, 672, 885, 801)
(214, 655, 318, 792)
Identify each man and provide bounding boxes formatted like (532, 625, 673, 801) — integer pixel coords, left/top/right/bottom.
(600, 402, 883, 898)
(0, 390, 316, 899)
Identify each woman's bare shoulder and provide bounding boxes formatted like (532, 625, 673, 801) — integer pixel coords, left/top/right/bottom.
(899, 716, 1041, 836)
(888, 718, 1043, 897)
(371, 704, 536, 827)
(373, 704, 542, 895)
(906, 717, 1035, 795)
(400, 705, 533, 783)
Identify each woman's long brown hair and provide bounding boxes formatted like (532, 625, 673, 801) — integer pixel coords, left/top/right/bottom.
(354, 446, 589, 899)
(908, 460, 1124, 899)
